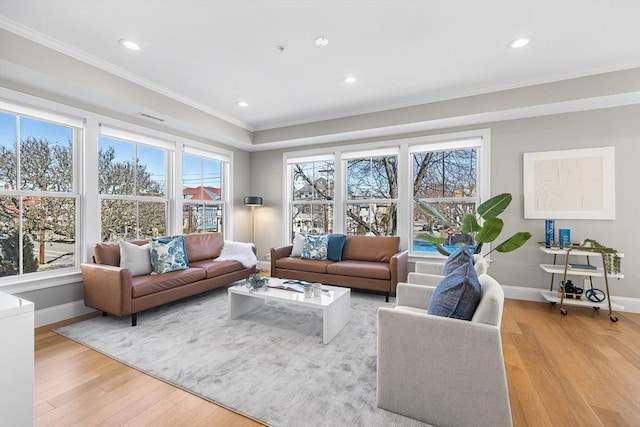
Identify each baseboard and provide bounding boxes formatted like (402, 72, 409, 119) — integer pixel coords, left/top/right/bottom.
(502, 285, 640, 314)
(35, 300, 97, 327)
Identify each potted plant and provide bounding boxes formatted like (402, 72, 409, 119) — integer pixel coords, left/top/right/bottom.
(415, 193, 531, 256)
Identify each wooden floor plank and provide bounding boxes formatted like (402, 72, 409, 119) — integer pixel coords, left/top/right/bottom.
(35, 298, 639, 427)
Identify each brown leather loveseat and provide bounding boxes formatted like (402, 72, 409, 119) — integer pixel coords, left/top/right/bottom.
(270, 235, 408, 301)
(81, 233, 255, 326)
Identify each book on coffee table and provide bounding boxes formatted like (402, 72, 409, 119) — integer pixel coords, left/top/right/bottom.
(267, 279, 309, 293)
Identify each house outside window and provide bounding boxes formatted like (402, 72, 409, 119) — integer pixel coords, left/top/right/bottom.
(411, 138, 483, 254)
(182, 152, 225, 234)
(98, 127, 169, 241)
(288, 158, 334, 237)
(0, 109, 81, 277)
(344, 151, 398, 236)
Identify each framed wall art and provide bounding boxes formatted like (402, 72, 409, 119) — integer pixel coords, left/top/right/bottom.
(523, 147, 615, 220)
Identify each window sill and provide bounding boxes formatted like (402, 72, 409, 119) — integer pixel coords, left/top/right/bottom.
(0, 269, 82, 294)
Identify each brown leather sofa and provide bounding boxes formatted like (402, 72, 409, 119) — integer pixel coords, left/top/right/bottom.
(81, 233, 255, 326)
(270, 235, 408, 301)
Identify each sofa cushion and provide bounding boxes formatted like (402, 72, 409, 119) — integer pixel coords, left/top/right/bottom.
(326, 260, 391, 280)
(427, 260, 481, 321)
(183, 232, 224, 262)
(131, 267, 207, 298)
(327, 234, 347, 261)
(119, 241, 152, 276)
(189, 259, 244, 278)
(150, 236, 189, 274)
(275, 257, 333, 274)
(342, 236, 399, 263)
(291, 233, 306, 257)
(302, 234, 329, 260)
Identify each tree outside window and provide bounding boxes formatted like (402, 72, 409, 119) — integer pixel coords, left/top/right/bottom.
(98, 135, 167, 241)
(290, 160, 334, 237)
(412, 147, 478, 253)
(0, 112, 78, 277)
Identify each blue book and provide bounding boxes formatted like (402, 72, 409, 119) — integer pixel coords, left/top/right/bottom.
(569, 263, 597, 270)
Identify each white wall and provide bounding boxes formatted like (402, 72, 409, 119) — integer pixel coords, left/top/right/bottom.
(250, 105, 640, 299)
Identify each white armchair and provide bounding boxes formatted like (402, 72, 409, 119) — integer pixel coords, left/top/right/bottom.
(377, 274, 512, 427)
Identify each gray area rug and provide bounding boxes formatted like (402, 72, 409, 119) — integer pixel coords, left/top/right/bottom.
(56, 286, 429, 427)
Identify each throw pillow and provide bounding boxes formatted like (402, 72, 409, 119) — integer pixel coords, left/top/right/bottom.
(150, 236, 189, 274)
(443, 246, 474, 276)
(119, 241, 152, 276)
(327, 234, 347, 261)
(291, 233, 306, 257)
(301, 234, 329, 260)
(427, 260, 482, 321)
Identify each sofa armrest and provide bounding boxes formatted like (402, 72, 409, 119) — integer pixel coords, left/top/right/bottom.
(80, 263, 133, 316)
(389, 250, 408, 294)
(396, 282, 436, 308)
(270, 245, 293, 276)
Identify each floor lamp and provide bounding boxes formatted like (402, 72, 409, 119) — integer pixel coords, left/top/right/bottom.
(244, 196, 263, 243)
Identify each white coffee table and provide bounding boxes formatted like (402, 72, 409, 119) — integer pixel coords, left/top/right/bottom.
(228, 279, 351, 344)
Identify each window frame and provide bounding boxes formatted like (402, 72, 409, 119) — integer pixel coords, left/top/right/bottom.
(0, 102, 83, 283)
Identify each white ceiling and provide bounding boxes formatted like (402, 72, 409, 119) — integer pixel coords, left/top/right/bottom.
(1, 0, 639, 133)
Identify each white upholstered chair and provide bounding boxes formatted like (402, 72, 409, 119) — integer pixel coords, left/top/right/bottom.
(377, 274, 512, 427)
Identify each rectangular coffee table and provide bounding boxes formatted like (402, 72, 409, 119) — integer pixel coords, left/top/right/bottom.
(228, 278, 351, 344)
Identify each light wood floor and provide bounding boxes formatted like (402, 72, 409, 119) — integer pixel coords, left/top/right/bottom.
(35, 298, 639, 427)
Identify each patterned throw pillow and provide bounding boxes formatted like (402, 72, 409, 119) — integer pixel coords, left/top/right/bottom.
(301, 234, 329, 260)
(150, 236, 189, 274)
(427, 259, 482, 321)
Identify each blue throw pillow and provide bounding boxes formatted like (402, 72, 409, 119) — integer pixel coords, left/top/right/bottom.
(301, 234, 329, 260)
(150, 236, 189, 274)
(427, 260, 482, 321)
(443, 246, 474, 276)
(327, 234, 347, 261)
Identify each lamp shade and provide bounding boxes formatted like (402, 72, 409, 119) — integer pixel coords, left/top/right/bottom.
(244, 196, 263, 206)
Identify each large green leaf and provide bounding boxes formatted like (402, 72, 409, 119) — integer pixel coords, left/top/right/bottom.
(419, 233, 446, 245)
(495, 232, 532, 252)
(434, 244, 452, 256)
(414, 199, 446, 223)
(477, 193, 512, 219)
(475, 217, 503, 243)
(461, 213, 479, 234)
(473, 241, 484, 255)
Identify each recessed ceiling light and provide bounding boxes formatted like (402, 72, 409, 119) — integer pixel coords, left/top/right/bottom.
(344, 75, 357, 84)
(315, 36, 329, 47)
(119, 39, 140, 51)
(508, 36, 530, 49)
(236, 100, 249, 108)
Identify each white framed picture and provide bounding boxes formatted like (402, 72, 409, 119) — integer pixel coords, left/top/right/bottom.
(523, 147, 615, 220)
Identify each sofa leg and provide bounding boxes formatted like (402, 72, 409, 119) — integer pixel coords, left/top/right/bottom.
(131, 313, 137, 327)
(385, 293, 389, 303)
(102, 311, 108, 317)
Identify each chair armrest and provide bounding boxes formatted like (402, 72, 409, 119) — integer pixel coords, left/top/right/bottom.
(396, 282, 435, 308)
(377, 308, 511, 427)
(415, 260, 444, 275)
(80, 263, 133, 316)
(270, 245, 293, 276)
(407, 272, 443, 287)
(389, 250, 408, 294)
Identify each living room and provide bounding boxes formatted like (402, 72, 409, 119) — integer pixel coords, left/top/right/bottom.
(1, 1, 639, 426)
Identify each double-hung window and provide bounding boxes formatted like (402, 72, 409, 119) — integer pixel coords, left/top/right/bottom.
(98, 126, 170, 241)
(182, 149, 227, 234)
(344, 150, 398, 236)
(411, 137, 483, 254)
(0, 107, 81, 277)
(287, 156, 334, 237)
